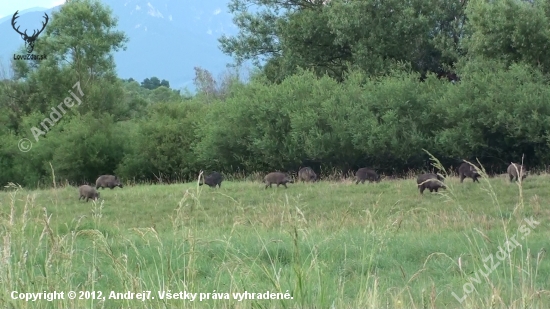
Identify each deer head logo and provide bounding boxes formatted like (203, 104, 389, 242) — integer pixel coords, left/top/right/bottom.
(11, 10, 49, 54)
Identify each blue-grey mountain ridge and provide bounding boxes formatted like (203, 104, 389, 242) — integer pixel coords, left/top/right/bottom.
(0, 0, 243, 91)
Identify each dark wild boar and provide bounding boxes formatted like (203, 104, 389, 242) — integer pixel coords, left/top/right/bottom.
(200, 171, 223, 188)
(458, 162, 481, 183)
(264, 172, 294, 189)
(78, 185, 100, 202)
(95, 175, 123, 189)
(298, 167, 318, 182)
(355, 168, 380, 184)
(507, 163, 528, 182)
(417, 173, 446, 194)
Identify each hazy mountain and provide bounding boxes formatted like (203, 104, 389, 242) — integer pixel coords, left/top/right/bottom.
(0, 0, 242, 91)
(0, 7, 49, 24)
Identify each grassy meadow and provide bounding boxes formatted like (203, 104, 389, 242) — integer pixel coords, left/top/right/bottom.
(0, 169, 549, 309)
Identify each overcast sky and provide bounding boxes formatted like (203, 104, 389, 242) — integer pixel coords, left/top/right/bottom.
(0, 0, 65, 19)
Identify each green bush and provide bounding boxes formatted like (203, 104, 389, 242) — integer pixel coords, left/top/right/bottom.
(4, 61, 550, 187)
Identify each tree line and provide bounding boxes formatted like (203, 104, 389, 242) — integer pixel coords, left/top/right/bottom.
(1, 0, 550, 188)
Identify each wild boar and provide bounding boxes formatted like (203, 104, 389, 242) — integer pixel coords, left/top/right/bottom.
(78, 185, 100, 202)
(417, 173, 446, 194)
(200, 171, 223, 188)
(264, 172, 294, 189)
(458, 162, 481, 183)
(507, 163, 528, 182)
(355, 168, 380, 184)
(95, 175, 123, 190)
(298, 167, 318, 182)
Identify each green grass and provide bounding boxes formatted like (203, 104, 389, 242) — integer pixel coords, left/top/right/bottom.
(0, 169, 549, 308)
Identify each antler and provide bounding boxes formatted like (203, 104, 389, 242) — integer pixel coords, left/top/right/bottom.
(10, 11, 49, 40)
(29, 13, 49, 39)
(11, 11, 27, 38)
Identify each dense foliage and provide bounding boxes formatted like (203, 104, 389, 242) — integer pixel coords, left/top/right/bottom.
(2, 0, 550, 187)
